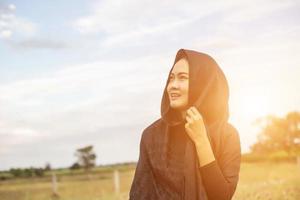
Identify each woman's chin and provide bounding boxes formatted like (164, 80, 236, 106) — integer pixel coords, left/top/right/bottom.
(170, 103, 186, 111)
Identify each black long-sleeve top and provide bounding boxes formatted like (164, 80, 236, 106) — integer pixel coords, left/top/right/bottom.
(129, 119, 241, 200)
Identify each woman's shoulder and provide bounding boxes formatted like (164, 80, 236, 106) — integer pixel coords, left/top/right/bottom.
(140, 118, 164, 141)
(222, 122, 240, 139)
(143, 118, 163, 134)
(220, 122, 241, 153)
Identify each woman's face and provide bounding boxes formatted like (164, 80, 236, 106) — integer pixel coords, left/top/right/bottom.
(167, 58, 189, 111)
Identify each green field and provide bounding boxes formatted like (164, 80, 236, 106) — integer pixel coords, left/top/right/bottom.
(0, 162, 299, 200)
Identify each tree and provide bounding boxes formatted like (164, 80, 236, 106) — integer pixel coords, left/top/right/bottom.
(45, 162, 51, 171)
(34, 168, 44, 177)
(70, 162, 81, 170)
(250, 111, 300, 155)
(75, 145, 96, 172)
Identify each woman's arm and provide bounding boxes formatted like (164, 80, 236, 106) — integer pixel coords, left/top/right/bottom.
(194, 136, 216, 167)
(199, 126, 241, 200)
(185, 107, 216, 167)
(185, 107, 241, 200)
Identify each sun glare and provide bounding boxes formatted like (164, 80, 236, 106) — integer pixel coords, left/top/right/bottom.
(232, 88, 274, 124)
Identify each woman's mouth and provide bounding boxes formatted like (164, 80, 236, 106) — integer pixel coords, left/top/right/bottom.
(170, 93, 181, 100)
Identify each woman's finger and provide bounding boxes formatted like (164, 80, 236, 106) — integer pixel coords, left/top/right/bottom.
(190, 106, 199, 116)
(187, 108, 197, 121)
(185, 123, 193, 137)
(186, 115, 193, 124)
(186, 109, 194, 118)
(190, 106, 197, 115)
(191, 107, 202, 120)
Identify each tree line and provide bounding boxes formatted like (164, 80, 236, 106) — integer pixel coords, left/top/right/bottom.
(241, 111, 300, 162)
(1, 146, 96, 180)
(250, 111, 300, 155)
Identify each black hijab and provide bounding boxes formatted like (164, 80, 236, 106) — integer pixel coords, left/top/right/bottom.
(161, 48, 229, 126)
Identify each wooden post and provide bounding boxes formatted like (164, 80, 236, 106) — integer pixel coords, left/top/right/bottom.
(114, 169, 120, 195)
(52, 172, 59, 197)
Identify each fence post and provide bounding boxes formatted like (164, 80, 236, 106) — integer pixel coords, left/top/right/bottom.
(52, 172, 59, 197)
(114, 169, 120, 196)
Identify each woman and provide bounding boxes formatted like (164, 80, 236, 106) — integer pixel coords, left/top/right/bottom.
(129, 49, 241, 200)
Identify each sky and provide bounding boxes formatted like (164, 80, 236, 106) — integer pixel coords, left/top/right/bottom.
(0, 0, 299, 170)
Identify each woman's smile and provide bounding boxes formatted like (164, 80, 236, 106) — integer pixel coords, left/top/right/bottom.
(170, 92, 181, 100)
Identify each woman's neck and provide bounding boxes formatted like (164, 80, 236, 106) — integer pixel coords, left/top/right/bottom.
(181, 110, 186, 121)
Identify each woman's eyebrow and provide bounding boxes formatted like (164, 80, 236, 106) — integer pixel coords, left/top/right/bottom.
(170, 72, 189, 75)
(178, 72, 189, 75)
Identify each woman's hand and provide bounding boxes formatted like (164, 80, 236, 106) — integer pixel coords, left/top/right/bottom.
(184, 106, 208, 146)
(185, 106, 216, 166)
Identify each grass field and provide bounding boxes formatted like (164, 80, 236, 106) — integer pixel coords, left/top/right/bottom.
(0, 162, 299, 200)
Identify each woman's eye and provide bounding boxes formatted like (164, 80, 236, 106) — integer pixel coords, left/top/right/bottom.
(168, 76, 188, 81)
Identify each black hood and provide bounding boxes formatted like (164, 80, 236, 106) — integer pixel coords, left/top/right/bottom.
(161, 49, 229, 126)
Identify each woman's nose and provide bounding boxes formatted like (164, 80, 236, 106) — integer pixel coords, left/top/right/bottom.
(169, 79, 180, 89)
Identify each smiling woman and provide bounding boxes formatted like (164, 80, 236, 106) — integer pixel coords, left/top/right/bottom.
(129, 49, 241, 200)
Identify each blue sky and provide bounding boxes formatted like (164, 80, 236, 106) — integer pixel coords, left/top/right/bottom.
(0, 0, 300, 170)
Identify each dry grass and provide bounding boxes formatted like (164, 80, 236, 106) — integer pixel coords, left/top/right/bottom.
(233, 162, 300, 200)
(0, 162, 299, 200)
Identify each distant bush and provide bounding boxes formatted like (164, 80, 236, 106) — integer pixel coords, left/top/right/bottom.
(268, 150, 298, 162)
(9, 168, 23, 177)
(9, 167, 45, 178)
(34, 168, 45, 177)
(0, 172, 13, 180)
(241, 153, 261, 162)
(242, 151, 299, 163)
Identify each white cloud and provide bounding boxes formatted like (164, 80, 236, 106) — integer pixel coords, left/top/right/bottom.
(71, 0, 299, 50)
(224, 0, 296, 23)
(0, 123, 45, 155)
(8, 4, 16, 11)
(0, 3, 36, 40)
(0, 29, 12, 38)
(0, 3, 69, 50)
(72, 0, 230, 44)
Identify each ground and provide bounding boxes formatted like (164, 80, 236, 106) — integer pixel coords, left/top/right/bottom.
(0, 162, 299, 200)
